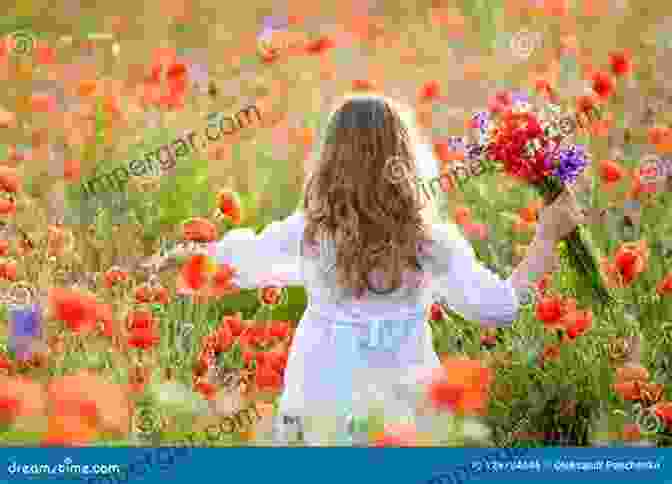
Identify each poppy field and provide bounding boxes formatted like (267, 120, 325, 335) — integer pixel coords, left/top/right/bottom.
(0, 0, 672, 448)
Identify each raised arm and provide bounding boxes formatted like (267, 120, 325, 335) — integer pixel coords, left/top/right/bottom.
(426, 188, 589, 327)
(424, 223, 520, 326)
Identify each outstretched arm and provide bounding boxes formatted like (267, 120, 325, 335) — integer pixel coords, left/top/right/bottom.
(138, 213, 306, 288)
(207, 212, 305, 288)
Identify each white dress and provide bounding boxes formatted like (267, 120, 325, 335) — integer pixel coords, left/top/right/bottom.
(210, 213, 519, 444)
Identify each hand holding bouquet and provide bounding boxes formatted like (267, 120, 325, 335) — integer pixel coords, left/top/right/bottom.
(443, 60, 631, 310)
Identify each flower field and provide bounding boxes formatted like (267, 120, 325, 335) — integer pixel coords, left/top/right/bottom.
(1, 0, 672, 447)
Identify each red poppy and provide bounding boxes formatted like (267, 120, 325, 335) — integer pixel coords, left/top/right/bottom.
(648, 126, 671, 146)
(488, 91, 512, 114)
(255, 349, 266, 366)
(126, 310, 154, 331)
(128, 327, 160, 350)
(95, 304, 115, 338)
(103, 267, 129, 288)
(215, 189, 242, 225)
(63, 158, 81, 182)
(519, 200, 542, 223)
(252, 326, 273, 346)
(270, 321, 290, 339)
(0, 166, 20, 193)
(180, 255, 215, 292)
(29, 94, 57, 113)
(182, 217, 217, 243)
(242, 350, 255, 367)
(166, 62, 188, 82)
(541, 344, 561, 363)
(0, 353, 13, 371)
(657, 272, 672, 296)
(603, 240, 649, 287)
(209, 264, 238, 296)
(266, 349, 288, 373)
(0, 376, 46, 423)
(534, 79, 553, 96)
(599, 159, 624, 183)
(613, 381, 641, 401)
(142, 81, 162, 106)
(152, 47, 177, 72)
(535, 295, 566, 327)
(259, 286, 282, 305)
(153, 286, 170, 304)
(654, 402, 672, 430)
(0, 260, 17, 281)
(564, 310, 593, 340)
(223, 313, 245, 337)
(41, 414, 98, 446)
(453, 206, 471, 226)
(0, 197, 15, 216)
(47, 371, 131, 435)
(134, 285, 153, 304)
(434, 142, 464, 164)
(213, 323, 233, 353)
(426, 358, 492, 415)
(418, 81, 440, 102)
(591, 71, 615, 101)
(304, 36, 335, 55)
(34, 41, 56, 65)
(255, 362, 283, 390)
(608, 50, 633, 77)
(194, 380, 217, 400)
(49, 288, 100, 333)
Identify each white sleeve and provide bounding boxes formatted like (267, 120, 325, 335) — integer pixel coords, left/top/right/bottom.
(209, 212, 305, 289)
(422, 223, 519, 326)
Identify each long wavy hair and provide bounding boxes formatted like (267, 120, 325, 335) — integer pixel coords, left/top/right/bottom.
(303, 94, 433, 296)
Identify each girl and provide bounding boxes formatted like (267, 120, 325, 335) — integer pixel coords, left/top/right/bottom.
(144, 94, 588, 445)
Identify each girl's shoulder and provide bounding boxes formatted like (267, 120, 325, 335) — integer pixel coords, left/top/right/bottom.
(421, 223, 471, 255)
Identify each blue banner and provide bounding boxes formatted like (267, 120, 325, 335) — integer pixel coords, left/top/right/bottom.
(0, 448, 670, 484)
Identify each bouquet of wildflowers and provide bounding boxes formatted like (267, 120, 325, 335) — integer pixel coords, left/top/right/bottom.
(447, 91, 615, 310)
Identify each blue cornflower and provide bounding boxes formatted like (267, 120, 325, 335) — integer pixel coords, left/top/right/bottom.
(9, 304, 41, 361)
(551, 145, 589, 183)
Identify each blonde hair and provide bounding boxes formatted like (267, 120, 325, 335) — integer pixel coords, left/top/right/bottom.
(303, 94, 433, 296)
